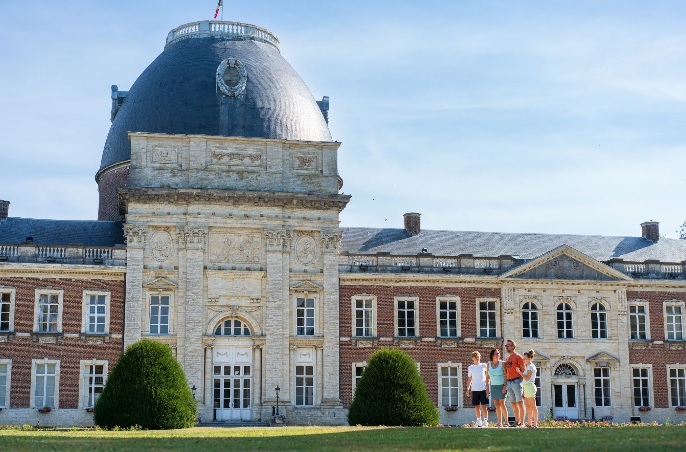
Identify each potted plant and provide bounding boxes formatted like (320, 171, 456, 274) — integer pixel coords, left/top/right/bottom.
(37, 406, 52, 414)
(272, 413, 286, 424)
(443, 405, 458, 412)
(675, 406, 686, 412)
(638, 406, 651, 412)
(86, 407, 95, 413)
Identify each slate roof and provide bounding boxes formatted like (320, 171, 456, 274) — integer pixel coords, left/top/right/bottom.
(99, 32, 332, 175)
(0, 218, 124, 247)
(341, 228, 686, 263)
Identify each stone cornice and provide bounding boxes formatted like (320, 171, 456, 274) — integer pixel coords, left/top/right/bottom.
(119, 188, 350, 213)
(339, 273, 501, 287)
(0, 263, 125, 279)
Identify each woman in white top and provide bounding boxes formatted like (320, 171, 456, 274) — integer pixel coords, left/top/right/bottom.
(516, 349, 538, 428)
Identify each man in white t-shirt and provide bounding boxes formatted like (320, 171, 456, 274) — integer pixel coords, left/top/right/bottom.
(466, 351, 489, 427)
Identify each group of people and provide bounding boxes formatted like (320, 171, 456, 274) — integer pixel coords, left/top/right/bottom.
(466, 339, 539, 428)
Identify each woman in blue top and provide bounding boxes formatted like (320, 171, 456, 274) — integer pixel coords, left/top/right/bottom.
(486, 348, 508, 427)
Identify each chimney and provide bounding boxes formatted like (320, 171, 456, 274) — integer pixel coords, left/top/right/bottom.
(641, 221, 659, 242)
(0, 200, 9, 220)
(404, 212, 421, 236)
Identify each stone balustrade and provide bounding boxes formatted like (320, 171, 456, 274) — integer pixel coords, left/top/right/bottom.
(166, 20, 280, 49)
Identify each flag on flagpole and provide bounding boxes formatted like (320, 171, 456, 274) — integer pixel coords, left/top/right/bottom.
(214, 0, 223, 19)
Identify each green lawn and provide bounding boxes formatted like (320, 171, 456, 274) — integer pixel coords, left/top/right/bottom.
(1, 425, 685, 451)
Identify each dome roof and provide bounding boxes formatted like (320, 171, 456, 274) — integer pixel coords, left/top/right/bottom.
(98, 21, 331, 177)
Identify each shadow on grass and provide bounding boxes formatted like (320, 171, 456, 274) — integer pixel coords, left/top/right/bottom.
(1, 425, 685, 451)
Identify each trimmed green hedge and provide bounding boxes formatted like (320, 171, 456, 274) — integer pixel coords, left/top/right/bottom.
(94, 339, 197, 429)
(348, 348, 439, 426)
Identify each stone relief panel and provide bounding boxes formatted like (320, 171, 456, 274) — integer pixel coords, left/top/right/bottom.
(147, 146, 179, 166)
(149, 230, 174, 263)
(291, 151, 320, 172)
(209, 231, 261, 264)
(294, 233, 317, 266)
(206, 270, 263, 300)
(207, 142, 266, 169)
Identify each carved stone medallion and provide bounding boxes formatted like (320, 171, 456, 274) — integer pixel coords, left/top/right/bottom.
(150, 231, 173, 262)
(295, 235, 317, 265)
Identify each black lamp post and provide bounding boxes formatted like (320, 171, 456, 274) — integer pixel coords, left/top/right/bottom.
(275, 386, 280, 415)
(191, 384, 197, 399)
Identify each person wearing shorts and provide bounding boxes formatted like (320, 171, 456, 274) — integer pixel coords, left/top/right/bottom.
(486, 348, 508, 427)
(517, 349, 539, 428)
(504, 339, 526, 427)
(466, 351, 489, 427)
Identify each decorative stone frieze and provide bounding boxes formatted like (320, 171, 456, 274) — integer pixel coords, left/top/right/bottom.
(264, 230, 292, 252)
(124, 225, 146, 248)
(209, 232, 261, 264)
(320, 231, 342, 254)
(120, 187, 350, 212)
(177, 227, 207, 250)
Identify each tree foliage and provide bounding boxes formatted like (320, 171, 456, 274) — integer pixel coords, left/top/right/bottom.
(348, 348, 439, 426)
(94, 339, 197, 429)
(679, 221, 686, 240)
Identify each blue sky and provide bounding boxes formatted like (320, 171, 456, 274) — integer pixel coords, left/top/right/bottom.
(1, 1, 685, 238)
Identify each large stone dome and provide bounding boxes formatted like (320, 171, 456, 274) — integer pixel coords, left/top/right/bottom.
(96, 21, 332, 220)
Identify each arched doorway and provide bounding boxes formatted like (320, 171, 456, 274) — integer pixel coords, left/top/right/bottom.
(212, 318, 252, 421)
(553, 363, 579, 419)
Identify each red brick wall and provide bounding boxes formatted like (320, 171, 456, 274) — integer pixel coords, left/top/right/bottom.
(0, 276, 124, 408)
(627, 290, 686, 409)
(97, 165, 129, 221)
(339, 284, 500, 406)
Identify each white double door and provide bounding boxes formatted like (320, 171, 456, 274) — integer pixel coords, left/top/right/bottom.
(553, 382, 578, 419)
(213, 347, 252, 421)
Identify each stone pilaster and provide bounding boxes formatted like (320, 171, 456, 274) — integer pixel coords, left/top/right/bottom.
(501, 285, 516, 341)
(178, 227, 207, 394)
(124, 225, 146, 347)
(264, 229, 292, 403)
(321, 230, 342, 405)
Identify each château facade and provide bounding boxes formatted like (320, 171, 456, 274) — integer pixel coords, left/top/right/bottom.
(1, 20, 685, 427)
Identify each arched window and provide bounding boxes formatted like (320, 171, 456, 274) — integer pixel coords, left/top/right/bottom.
(214, 318, 251, 336)
(556, 303, 573, 339)
(591, 303, 607, 339)
(522, 302, 539, 338)
(554, 363, 577, 376)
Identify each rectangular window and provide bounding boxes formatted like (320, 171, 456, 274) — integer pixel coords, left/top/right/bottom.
(397, 299, 416, 337)
(591, 304, 608, 339)
(83, 364, 105, 408)
(665, 304, 684, 340)
(0, 361, 9, 408)
(522, 302, 539, 339)
(440, 366, 460, 407)
(438, 299, 458, 338)
(629, 304, 647, 340)
(296, 297, 315, 336)
(479, 300, 497, 338)
(149, 295, 170, 335)
(632, 367, 651, 407)
(354, 298, 373, 337)
(34, 362, 57, 408)
(0, 291, 13, 332)
(37, 293, 60, 333)
(353, 363, 366, 398)
(669, 367, 686, 407)
(86, 294, 107, 334)
(295, 365, 314, 406)
(534, 363, 542, 407)
(594, 367, 611, 406)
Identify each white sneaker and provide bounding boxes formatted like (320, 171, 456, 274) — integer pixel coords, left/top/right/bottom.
(475, 419, 482, 428)
(481, 420, 489, 428)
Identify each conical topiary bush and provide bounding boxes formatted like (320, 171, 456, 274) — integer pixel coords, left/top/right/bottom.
(348, 348, 439, 426)
(94, 339, 197, 429)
